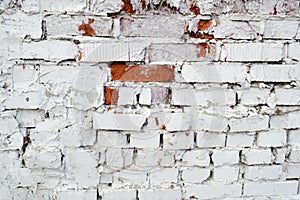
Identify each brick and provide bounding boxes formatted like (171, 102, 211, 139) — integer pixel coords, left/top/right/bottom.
(78, 42, 146, 62)
(89, 0, 122, 14)
(244, 165, 282, 181)
(222, 43, 283, 62)
(40, 0, 86, 12)
(149, 43, 215, 62)
(228, 116, 269, 132)
(113, 171, 147, 187)
(111, 63, 175, 82)
(182, 150, 210, 167)
(185, 184, 242, 199)
(275, 89, 300, 105)
(117, 87, 136, 105)
(135, 150, 174, 167)
(93, 113, 146, 131)
(3, 91, 47, 109)
(105, 87, 118, 105)
(146, 113, 190, 132)
(257, 130, 287, 147)
(238, 88, 270, 105)
(16, 110, 43, 128)
(289, 43, 300, 60)
(163, 132, 194, 150)
(289, 129, 300, 146)
(121, 15, 186, 38)
(250, 64, 300, 82)
(172, 88, 235, 106)
(138, 188, 181, 200)
(244, 181, 298, 196)
(149, 168, 178, 185)
(270, 112, 300, 129)
(274, 148, 287, 164)
(101, 189, 136, 200)
(193, 114, 228, 132)
(106, 148, 133, 168)
(139, 87, 151, 105)
(12, 65, 39, 90)
(226, 133, 255, 147)
(242, 149, 272, 165)
(264, 20, 299, 39)
(46, 15, 113, 37)
(212, 150, 240, 166)
(59, 190, 96, 200)
(151, 87, 170, 104)
(180, 63, 247, 83)
(285, 164, 300, 179)
(289, 148, 300, 163)
(20, 40, 77, 61)
(214, 166, 239, 183)
(196, 132, 226, 148)
(130, 133, 160, 148)
(181, 167, 211, 183)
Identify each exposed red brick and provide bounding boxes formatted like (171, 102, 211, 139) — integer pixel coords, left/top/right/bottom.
(122, 0, 136, 14)
(78, 50, 83, 61)
(105, 87, 119, 105)
(190, 3, 200, 15)
(151, 87, 170, 104)
(190, 33, 214, 39)
(141, 0, 147, 10)
(155, 117, 159, 126)
(161, 124, 166, 130)
(78, 18, 96, 36)
(111, 63, 175, 82)
(196, 43, 211, 58)
(197, 20, 212, 31)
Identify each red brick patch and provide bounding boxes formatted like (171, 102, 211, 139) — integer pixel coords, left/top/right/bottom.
(105, 87, 119, 105)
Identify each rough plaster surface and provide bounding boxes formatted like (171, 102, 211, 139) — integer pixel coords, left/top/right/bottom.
(0, 0, 300, 199)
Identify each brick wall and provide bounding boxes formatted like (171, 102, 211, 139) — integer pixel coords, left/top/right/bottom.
(1, 0, 300, 199)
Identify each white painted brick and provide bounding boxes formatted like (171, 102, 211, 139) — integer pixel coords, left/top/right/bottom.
(181, 167, 210, 183)
(118, 87, 136, 105)
(40, 0, 86, 13)
(135, 150, 174, 167)
(185, 184, 242, 199)
(214, 166, 239, 183)
(96, 131, 127, 147)
(16, 110, 43, 128)
(244, 181, 298, 196)
(163, 132, 194, 150)
(121, 15, 186, 38)
(113, 171, 147, 187)
(275, 89, 300, 105)
(286, 164, 300, 179)
(289, 148, 300, 163)
(257, 130, 287, 147)
(20, 41, 78, 61)
(196, 132, 226, 147)
(193, 114, 228, 132)
(89, 0, 122, 14)
(212, 150, 240, 166)
(46, 15, 113, 37)
(130, 133, 160, 148)
(101, 189, 136, 200)
(238, 88, 270, 105)
(138, 188, 181, 200)
(270, 112, 300, 129)
(59, 190, 96, 200)
(289, 43, 300, 60)
(182, 150, 210, 167)
(4, 91, 47, 109)
(289, 129, 300, 146)
(274, 148, 287, 164)
(139, 87, 151, 105)
(180, 63, 247, 83)
(244, 165, 282, 181)
(106, 148, 133, 168)
(147, 112, 190, 132)
(264, 20, 299, 39)
(250, 64, 300, 82)
(0, 115, 22, 150)
(93, 113, 146, 131)
(229, 115, 269, 132)
(172, 88, 235, 106)
(226, 133, 255, 147)
(242, 149, 272, 165)
(12, 65, 39, 90)
(149, 168, 178, 185)
(222, 43, 283, 62)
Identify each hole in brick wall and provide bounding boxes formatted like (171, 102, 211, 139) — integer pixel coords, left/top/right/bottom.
(25, 97, 29, 102)
(159, 134, 163, 147)
(126, 134, 131, 144)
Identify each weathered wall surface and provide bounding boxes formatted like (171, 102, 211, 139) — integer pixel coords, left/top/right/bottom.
(0, 0, 300, 199)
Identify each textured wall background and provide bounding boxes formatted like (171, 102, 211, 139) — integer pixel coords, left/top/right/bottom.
(1, 0, 300, 199)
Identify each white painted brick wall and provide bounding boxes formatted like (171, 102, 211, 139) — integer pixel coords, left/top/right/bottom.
(2, 1, 300, 199)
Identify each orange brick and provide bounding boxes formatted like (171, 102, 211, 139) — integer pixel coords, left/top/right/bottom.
(105, 87, 119, 105)
(111, 63, 175, 82)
